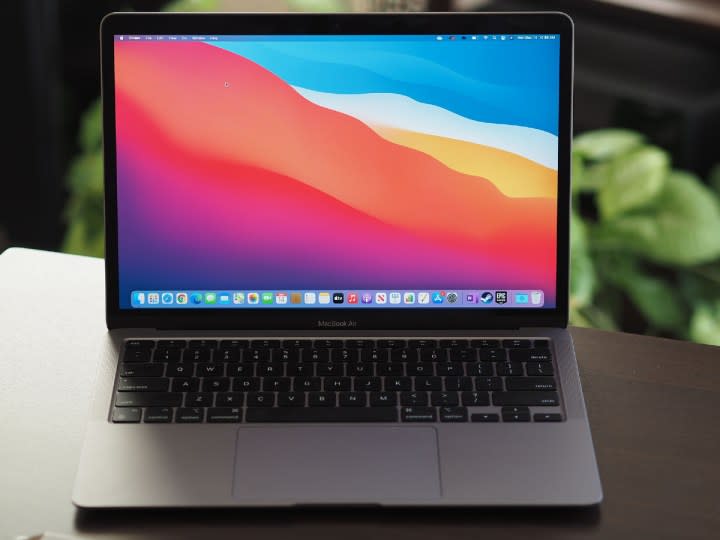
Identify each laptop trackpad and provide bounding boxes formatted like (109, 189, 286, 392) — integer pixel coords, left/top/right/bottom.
(232, 426, 441, 502)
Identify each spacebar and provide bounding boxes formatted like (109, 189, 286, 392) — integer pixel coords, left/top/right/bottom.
(245, 408, 398, 422)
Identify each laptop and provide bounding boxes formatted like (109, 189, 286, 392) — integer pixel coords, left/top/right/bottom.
(73, 11, 602, 507)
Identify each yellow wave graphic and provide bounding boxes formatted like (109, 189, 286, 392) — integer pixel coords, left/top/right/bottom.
(372, 126, 557, 199)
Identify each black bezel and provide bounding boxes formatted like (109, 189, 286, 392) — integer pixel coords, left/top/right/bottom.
(101, 11, 573, 330)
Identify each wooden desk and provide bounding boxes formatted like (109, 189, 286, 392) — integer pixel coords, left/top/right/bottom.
(1, 248, 718, 540)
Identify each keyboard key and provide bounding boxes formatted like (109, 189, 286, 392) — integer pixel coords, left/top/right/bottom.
(450, 348, 477, 362)
(304, 349, 330, 362)
(377, 339, 406, 348)
(117, 378, 169, 392)
(431, 391, 459, 406)
(171, 378, 199, 392)
(316, 362, 343, 376)
(144, 407, 173, 423)
(503, 412, 531, 422)
(436, 362, 464, 376)
(420, 349, 445, 362)
(493, 392, 559, 406)
(502, 406, 530, 415)
(534, 339, 550, 348)
(314, 339, 343, 349)
(285, 362, 313, 377)
(247, 392, 275, 407)
(166, 363, 192, 377)
(247, 349, 270, 362)
(339, 391, 366, 407)
(220, 339, 249, 348)
(503, 339, 532, 348)
(277, 392, 304, 407)
(185, 349, 211, 362)
(439, 339, 469, 348)
(509, 349, 553, 362)
(115, 392, 182, 408)
(185, 392, 213, 407)
(400, 391, 428, 406)
(439, 406, 468, 422)
(332, 349, 358, 362)
(324, 377, 351, 391)
(475, 377, 503, 391)
(216, 392, 244, 406)
(479, 349, 506, 362)
(391, 349, 415, 362)
(227, 363, 254, 377)
(466, 363, 494, 376)
(123, 348, 151, 363)
(157, 339, 186, 348)
(203, 377, 230, 392)
(526, 362, 554, 376)
(197, 363, 224, 377)
(257, 362, 283, 377)
(470, 339, 499, 348)
(415, 376, 442, 391)
(207, 407, 242, 422)
(251, 339, 281, 348)
(354, 377, 381, 391)
(176, 407, 204, 423)
(496, 362, 523, 376)
(445, 376, 473, 391)
(294, 377, 321, 392)
(401, 406, 437, 422)
(345, 339, 374, 348)
(385, 376, 412, 391)
(125, 340, 154, 349)
(282, 339, 311, 349)
(505, 377, 557, 391)
(189, 339, 217, 349)
(471, 413, 499, 422)
(233, 377, 260, 391)
(246, 408, 397, 422)
(120, 363, 164, 377)
(308, 392, 335, 407)
(361, 348, 388, 362)
(216, 349, 241, 362)
(154, 348, 181, 362)
(406, 362, 433, 376)
(377, 363, 402, 376)
(263, 378, 292, 392)
(277, 349, 300, 362)
(112, 407, 141, 422)
(534, 413, 563, 422)
(347, 362, 374, 376)
(461, 391, 490, 406)
(369, 391, 398, 407)
(408, 339, 437, 348)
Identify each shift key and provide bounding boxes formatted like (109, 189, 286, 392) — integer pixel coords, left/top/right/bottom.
(492, 391, 559, 406)
(115, 392, 182, 407)
(117, 378, 170, 392)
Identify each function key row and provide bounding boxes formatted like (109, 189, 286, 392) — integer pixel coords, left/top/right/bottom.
(125, 338, 551, 350)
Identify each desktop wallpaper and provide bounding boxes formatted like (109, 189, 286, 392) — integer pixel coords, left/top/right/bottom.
(114, 36, 559, 308)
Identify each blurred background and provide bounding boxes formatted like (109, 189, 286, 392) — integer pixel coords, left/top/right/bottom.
(3, 0, 720, 344)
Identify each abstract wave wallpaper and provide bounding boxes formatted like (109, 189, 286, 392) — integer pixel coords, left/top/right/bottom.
(114, 37, 560, 307)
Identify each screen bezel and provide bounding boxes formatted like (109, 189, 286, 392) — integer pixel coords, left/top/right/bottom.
(101, 12, 573, 330)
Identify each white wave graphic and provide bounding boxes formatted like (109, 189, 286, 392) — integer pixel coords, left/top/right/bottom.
(293, 86, 558, 170)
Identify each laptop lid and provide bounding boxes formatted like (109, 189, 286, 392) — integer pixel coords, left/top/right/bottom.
(100, 12, 573, 331)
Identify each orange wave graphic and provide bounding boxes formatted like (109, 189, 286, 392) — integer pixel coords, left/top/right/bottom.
(115, 42, 556, 251)
(371, 126, 557, 199)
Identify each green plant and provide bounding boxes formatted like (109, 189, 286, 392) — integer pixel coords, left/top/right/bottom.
(571, 129, 720, 345)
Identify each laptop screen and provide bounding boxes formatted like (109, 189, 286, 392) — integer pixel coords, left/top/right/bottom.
(114, 33, 559, 310)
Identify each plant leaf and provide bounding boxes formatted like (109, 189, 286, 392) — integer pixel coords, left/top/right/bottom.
(689, 301, 720, 346)
(597, 146, 668, 219)
(573, 129, 644, 161)
(591, 171, 720, 266)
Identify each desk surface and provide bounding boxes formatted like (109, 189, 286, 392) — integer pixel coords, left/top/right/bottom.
(0, 248, 718, 540)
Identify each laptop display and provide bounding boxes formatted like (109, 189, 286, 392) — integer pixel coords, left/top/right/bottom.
(113, 33, 560, 310)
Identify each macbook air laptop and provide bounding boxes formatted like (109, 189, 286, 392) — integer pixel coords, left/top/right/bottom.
(73, 11, 602, 507)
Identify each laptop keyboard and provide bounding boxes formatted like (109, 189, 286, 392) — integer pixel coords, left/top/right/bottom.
(112, 338, 563, 423)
